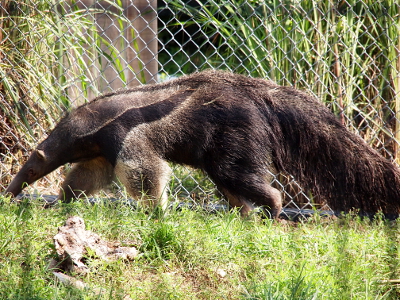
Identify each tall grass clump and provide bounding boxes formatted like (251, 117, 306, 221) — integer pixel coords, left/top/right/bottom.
(167, 0, 400, 160)
(0, 0, 136, 190)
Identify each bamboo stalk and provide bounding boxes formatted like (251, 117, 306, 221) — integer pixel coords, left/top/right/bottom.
(333, 43, 345, 125)
(332, 1, 345, 127)
(394, 3, 400, 163)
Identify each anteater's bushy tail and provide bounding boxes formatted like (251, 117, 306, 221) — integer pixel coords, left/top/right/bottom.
(265, 86, 400, 216)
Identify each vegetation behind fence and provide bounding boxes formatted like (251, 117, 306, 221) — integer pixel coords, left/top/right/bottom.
(1, 0, 400, 212)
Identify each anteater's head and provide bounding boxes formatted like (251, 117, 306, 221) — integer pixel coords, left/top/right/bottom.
(4, 148, 59, 197)
(4, 111, 102, 198)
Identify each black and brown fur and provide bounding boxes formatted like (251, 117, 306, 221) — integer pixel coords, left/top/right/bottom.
(5, 70, 400, 217)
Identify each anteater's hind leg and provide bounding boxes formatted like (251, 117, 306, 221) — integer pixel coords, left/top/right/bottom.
(214, 172, 282, 218)
(59, 156, 115, 202)
(114, 155, 171, 210)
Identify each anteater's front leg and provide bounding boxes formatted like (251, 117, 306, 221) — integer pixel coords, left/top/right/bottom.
(59, 156, 114, 202)
(114, 154, 171, 211)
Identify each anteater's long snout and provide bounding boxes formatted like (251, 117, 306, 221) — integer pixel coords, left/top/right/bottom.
(4, 170, 30, 197)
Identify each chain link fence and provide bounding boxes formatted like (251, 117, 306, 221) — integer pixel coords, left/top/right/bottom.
(1, 0, 400, 216)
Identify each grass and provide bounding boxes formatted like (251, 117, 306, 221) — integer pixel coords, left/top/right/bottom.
(0, 195, 399, 299)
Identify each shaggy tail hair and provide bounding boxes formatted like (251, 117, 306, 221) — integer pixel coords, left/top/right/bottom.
(264, 85, 400, 216)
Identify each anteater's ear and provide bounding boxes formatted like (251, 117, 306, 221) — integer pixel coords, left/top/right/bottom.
(36, 149, 46, 161)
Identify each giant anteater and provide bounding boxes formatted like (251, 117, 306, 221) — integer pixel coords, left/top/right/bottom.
(5, 70, 400, 217)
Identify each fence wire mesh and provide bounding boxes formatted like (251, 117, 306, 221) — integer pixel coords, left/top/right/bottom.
(1, 0, 399, 216)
